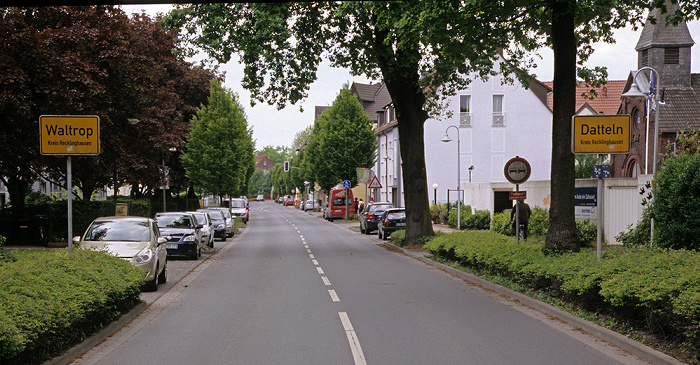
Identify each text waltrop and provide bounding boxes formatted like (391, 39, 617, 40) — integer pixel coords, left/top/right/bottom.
(44, 124, 94, 138)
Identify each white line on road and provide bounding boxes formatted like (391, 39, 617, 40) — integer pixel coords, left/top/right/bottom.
(328, 290, 340, 302)
(309, 253, 315, 259)
(317, 267, 324, 274)
(339, 312, 367, 365)
(322, 276, 331, 286)
(307, 249, 312, 253)
(312, 259, 319, 266)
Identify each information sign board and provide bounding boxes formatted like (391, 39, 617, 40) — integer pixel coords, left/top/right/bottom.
(40, 115, 100, 155)
(572, 115, 630, 154)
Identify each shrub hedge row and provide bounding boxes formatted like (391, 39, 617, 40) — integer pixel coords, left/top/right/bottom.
(0, 249, 144, 364)
(423, 231, 700, 362)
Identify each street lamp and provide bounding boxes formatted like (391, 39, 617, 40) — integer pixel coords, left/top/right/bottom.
(622, 66, 660, 243)
(432, 183, 438, 205)
(441, 125, 461, 230)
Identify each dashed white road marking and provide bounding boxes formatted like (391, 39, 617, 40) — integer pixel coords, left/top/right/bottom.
(309, 253, 315, 259)
(322, 276, 331, 286)
(339, 312, 367, 365)
(317, 267, 325, 274)
(328, 290, 340, 302)
(312, 259, 319, 266)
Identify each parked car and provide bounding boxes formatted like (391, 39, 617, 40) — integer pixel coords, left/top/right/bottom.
(197, 208, 227, 241)
(360, 201, 395, 234)
(256, 194, 265, 201)
(303, 199, 318, 211)
(208, 207, 234, 237)
(154, 212, 202, 260)
(189, 211, 214, 248)
(75, 216, 167, 291)
(377, 208, 406, 240)
(230, 198, 249, 223)
(325, 189, 355, 221)
(284, 195, 295, 206)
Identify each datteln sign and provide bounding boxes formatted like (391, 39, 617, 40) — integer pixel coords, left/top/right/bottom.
(40, 115, 100, 155)
(572, 115, 630, 154)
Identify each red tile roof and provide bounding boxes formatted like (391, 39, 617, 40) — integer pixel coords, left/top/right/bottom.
(543, 80, 626, 115)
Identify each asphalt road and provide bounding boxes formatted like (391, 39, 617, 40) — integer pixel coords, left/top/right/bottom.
(67, 201, 653, 365)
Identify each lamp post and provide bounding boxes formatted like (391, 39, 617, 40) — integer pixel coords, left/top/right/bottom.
(441, 125, 461, 230)
(432, 183, 438, 205)
(622, 66, 660, 243)
(162, 147, 177, 212)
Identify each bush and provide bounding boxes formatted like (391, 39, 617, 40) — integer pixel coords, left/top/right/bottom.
(528, 206, 549, 237)
(576, 219, 597, 247)
(424, 231, 700, 361)
(615, 204, 652, 247)
(0, 249, 144, 364)
(653, 154, 700, 250)
(430, 204, 447, 224)
(463, 209, 490, 230)
(490, 212, 513, 236)
(447, 204, 472, 229)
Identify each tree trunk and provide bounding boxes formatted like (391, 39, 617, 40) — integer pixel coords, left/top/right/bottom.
(6, 175, 29, 219)
(544, 0, 580, 254)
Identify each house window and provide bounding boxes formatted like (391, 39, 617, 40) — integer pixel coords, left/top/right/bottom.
(632, 108, 641, 131)
(459, 95, 471, 127)
(665, 47, 679, 64)
(492, 95, 504, 126)
(641, 49, 649, 67)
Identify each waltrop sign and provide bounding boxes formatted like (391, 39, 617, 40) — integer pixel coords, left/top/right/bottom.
(40, 115, 100, 155)
(571, 115, 630, 154)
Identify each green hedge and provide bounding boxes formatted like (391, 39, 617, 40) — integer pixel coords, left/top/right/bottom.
(424, 231, 700, 361)
(0, 249, 144, 364)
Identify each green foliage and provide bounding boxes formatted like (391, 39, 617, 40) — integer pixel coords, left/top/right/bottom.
(615, 204, 652, 247)
(181, 80, 255, 198)
(490, 212, 513, 236)
(446, 205, 472, 229)
(576, 219, 597, 248)
(0, 249, 143, 363)
(527, 206, 549, 237)
(653, 154, 700, 250)
(24, 192, 54, 206)
(464, 209, 491, 230)
(0, 236, 15, 264)
(389, 230, 405, 245)
(430, 204, 447, 224)
(424, 231, 700, 359)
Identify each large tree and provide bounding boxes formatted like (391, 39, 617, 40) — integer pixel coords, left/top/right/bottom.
(0, 6, 217, 216)
(165, 1, 661, 247)
(181, 80, 255, 203)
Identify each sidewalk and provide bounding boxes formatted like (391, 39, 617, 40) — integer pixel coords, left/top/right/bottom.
(302, 208, 455, 234)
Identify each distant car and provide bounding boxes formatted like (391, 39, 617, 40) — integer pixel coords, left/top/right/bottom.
(360, 202, 395, 234)
(197, 208, 227, 241)
(75, 216, 167, 291)
(189, 211, 214, 248)
(377, 208, 406, 240)
(284, 196, 295, 206)
(154, 212, 202, 260)
(303, 199, 318, 211)
(230, 198, 249, 223)
(208, 207, 234, 237)
(256, 195, 265, 201)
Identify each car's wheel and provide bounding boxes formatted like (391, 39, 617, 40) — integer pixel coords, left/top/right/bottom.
(365, 225, 372, 235)
(360, 222, 365, 234)
(382, 230, 388, 240)
(378, 229, 383, 239)
(144, 267, 159, 292)
(158, 262, 167, 284)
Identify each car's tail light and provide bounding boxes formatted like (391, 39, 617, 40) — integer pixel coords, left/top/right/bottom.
(367, 214, 376, 219)
(383, 221, 389, 227)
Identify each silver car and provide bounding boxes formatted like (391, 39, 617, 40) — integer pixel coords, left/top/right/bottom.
(75, 216, 167, 291)
(209, 207, 234, 237)
(189, 211, 214, 248)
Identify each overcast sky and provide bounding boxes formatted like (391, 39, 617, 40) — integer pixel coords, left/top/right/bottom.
(123, 5, 700, 151)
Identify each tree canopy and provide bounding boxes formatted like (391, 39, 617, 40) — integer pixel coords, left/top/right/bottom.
(0, 6, 217, 216)
(181, 80, 255, 202)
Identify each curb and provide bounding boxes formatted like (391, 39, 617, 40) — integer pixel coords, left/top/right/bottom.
(45, 300, 148, 365)
(384, 242, 684, 365)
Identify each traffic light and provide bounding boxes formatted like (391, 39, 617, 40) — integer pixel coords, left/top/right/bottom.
(284, 161, 289, 172)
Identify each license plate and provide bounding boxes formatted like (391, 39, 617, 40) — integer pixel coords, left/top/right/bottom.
(166, 244, 178, 249)
(396, 223, 406, 227)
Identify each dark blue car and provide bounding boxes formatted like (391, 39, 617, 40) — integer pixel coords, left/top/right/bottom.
(155, 212, 202, 260)
(197, 208, 227, 241)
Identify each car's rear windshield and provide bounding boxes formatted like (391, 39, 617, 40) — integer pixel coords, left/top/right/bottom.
(192, 213, 207, 223)
(84, 221, 150, 242)
(231, 200, 246, 208)
(370, 204, 393, 213)
(387, 211, 406, 219)
(155, 214, 194, 228)
(202, 210, 223, 220)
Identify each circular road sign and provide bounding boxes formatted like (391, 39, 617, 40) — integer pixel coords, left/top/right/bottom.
(504, 157, 531, 184)
(342, 180, 351, 189)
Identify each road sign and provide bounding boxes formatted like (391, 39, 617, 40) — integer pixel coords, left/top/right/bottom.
(504, 157, 531, 184)
(509, 191, 527, 200)
(40, 115, 100, 155)
(368, 176, 382, 189)
(342, 180, 351, 189)
(572, 115, 630, 154)
(357, 168, 371, 184)
(592, 165, 611, 178)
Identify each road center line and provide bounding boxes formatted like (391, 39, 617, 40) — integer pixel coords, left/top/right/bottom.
(328, 289, 340, 302)
(317, 267, 324, 274)
(312, 259, 319, 266)
(309, 254, 315, 259)
(322, 276, 331, 286)
(339, 312, 367, 365)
